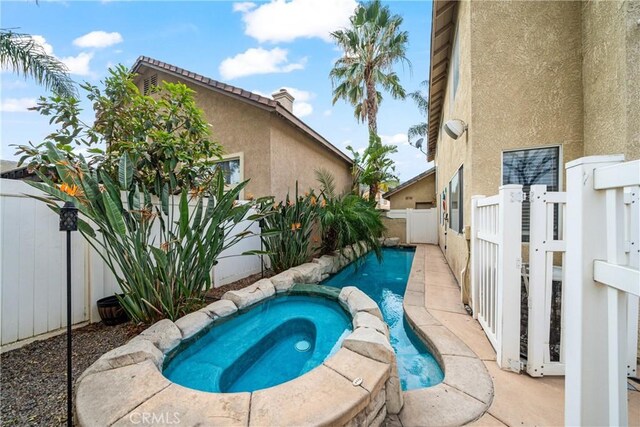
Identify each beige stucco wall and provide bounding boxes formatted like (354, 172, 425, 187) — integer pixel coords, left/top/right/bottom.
(387, 173, 436, 209)
(435, 0, 473, 293)
(582, 0, 640, 161)
(135, 69, 352, 201)
(381, 217, 406, 243)
(269, 119, 352, 201)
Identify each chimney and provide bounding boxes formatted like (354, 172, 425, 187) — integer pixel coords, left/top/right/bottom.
(272, 89, 295, 113)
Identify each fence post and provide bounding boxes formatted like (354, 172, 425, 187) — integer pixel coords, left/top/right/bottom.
(497, 184, 523, 372)
(527, 184, 547, 377)
(470, 195, 484, 320)
(564, 155, 625, 426)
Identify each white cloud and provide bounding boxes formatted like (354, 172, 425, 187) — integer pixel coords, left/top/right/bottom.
(380, 133, 409, 146)
(1, 80, 29, 90)
(237, 0, 357, 43)
(219, 47, 306, 80)
(0, 98, 37, 113)
(60, 52, 94, 76)
(28, 35, 94, 77)
(232, 2, 256, 13)
(31, 35, 54, 55)
(73, 31, 123, 48)
(323, 109, 332, 117)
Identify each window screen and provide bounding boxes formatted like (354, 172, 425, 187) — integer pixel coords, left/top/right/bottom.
(449, 166, 463, 233)
(502, 147, 560, 242)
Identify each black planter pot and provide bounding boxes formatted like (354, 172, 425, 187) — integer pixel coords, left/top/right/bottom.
(96, 295, 129, 326)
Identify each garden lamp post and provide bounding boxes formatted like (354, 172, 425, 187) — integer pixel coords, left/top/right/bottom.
(60, 201, 78, 427)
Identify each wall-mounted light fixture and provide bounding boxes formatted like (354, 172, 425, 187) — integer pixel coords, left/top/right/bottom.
(443, 119, 468, 140)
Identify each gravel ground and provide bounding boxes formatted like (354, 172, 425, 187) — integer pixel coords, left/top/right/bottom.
(0, 322, 144, 426)
(0, 273, 273, 426)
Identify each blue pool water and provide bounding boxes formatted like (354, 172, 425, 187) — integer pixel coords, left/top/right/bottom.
(322, 248, 444, 390)
(163, 295, 351, 393)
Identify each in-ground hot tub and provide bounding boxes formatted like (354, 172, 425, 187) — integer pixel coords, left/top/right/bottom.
(163, 295, 352, 393)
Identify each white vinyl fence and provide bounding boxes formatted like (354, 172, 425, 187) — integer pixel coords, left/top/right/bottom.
(470, 185, 523, 372)
(564, 156, 639, 426)
(386, 208, 437, 244)
(0, 179, 262, 347)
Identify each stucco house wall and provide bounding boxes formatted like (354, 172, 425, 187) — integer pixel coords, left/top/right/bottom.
(431, 0, 638, 301)
(269, 119, 352, 201)
(582, 0, 640, 161)
(435, 0, 473, 291)
(133, 61, 352, 202)
(387, 173, 436, 209)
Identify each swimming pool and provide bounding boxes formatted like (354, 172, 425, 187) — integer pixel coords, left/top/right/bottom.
(163, 295, 352, 393)
(322, 247, 444, 390)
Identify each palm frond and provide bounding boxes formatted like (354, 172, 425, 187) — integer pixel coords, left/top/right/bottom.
(0, 30, 77, 97)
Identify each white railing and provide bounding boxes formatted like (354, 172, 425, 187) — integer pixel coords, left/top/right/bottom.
(526, 185, 567, 376)
(0, 179, 262, 347)
(471, 185, 523, 372)
(565, 156, 640, 426)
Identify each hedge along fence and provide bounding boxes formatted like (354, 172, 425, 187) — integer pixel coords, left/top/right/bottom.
(0, 179, 262, 347)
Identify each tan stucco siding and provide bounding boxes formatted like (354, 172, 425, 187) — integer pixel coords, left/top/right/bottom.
(135, 69, 273, 198)
(470, 0, 584, 197)
(269, 119, 352, 201)
(387, 174, 436, 209)
(381, 217, 407, 243)
(582, 0, 640, 161)
(435, 0, 473, 290)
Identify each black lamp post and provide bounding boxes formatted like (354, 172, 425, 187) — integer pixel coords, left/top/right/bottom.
(60, 201, 78, 427)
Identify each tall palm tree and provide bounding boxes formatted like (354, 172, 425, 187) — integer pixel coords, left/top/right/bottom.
(407, 79, 428, 144)
(330, 0, 409, 135)
(0, 30, 76, 97)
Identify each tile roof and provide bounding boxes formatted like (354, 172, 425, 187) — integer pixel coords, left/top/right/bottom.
(131, 56, 352, 165)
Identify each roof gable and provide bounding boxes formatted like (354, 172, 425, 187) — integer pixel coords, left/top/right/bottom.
(130, 56, 352, 165)
(383, 167, 436, 198)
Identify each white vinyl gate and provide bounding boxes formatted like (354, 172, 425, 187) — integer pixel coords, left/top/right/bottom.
(470, 185, 523, 372)
(406, 208, 437, 244)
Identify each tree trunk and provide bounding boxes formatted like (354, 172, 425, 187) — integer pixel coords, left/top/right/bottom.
(365, 75, 377, 135)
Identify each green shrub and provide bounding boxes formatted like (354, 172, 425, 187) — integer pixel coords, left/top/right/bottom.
(258, 184, 318, 273)
(316, 169, 384, 259)
(15, 66, 266, 323)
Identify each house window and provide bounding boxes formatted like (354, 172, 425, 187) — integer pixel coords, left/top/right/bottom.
(449, 166, 463, 233)
(416, 202, 434, 210)
(449, 29, 460, 108)
(214, 157, 241, 186)
(502, 146, 560, 242)
(143, 74, 158, 95)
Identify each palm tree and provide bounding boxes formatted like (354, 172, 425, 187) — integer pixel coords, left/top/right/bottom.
(0, 30, 76, 97)
(329, 0, 409, 135)
(407, 80, 428, 144)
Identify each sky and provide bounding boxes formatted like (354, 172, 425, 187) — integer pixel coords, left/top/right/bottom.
(1, 0, 433, 182)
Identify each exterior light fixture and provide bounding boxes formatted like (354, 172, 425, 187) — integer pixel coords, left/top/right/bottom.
(443, 119, 468, 140)
(60, 201, 78, 427)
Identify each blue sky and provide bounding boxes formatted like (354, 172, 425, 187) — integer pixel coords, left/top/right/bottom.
(1, 0, 432, 182)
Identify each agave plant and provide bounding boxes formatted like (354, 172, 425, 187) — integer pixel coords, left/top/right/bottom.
(28, 143, 264, 322)
(258, 184, 318, 273)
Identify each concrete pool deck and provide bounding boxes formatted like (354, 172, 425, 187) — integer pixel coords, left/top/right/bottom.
(388, 244, 640, 427)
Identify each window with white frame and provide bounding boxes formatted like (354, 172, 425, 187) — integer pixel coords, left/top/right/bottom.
(449, 166, 463, 233)
(212, 154, 243, 197)
(502, 146, 560, 242)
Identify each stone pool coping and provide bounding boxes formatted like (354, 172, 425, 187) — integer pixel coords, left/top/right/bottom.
(75, 242, 402, 426)
(398, 245, 494, 426)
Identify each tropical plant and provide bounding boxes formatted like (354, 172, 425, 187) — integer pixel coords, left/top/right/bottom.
(347, 133, 398, 198)
(258, 184, 318, 273)
(315, 169, 384, 260)
(15, 67, 264, 323)
(407, 80, 428, 144)
(329, 0, 410, 135)
(0, 30, 76, 97)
